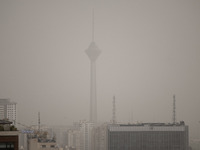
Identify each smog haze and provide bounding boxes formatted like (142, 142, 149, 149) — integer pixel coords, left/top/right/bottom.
(0, 0, 200, 138)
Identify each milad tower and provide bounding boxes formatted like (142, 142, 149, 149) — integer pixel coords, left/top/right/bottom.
(85, 13, 101, 124)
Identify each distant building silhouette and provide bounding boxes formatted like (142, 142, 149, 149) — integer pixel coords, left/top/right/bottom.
(92, 123, 108, 150)
(66, 120, 95, 150)
(67, 128, 81, 150)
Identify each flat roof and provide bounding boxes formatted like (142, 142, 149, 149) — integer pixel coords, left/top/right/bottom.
(0, 131, 19, 136)
(118, 121, 186, 127)
(0, 120, 12, 125)
(108, 121, 188, 132)
(0, 99, 17, 104)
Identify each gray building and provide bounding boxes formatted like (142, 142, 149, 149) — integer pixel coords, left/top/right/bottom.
(107, 122, 189, 150)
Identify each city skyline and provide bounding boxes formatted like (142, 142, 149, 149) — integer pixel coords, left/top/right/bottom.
(0, 0, 200, 139)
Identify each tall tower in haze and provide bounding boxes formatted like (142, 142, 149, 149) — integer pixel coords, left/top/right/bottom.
(85, 10, 101, 123)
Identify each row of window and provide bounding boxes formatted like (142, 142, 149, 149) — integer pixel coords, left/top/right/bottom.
(0, 143, 14, 149)
(41, 145, 55, 148)
(108, 131, 187, 150)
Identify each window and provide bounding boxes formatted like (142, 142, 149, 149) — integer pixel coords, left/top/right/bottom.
(41, 145, 46, 148)
(0, 142, 14, 149)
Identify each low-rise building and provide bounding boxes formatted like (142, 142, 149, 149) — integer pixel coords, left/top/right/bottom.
(28, 138, 58, 150)
(0, 119, 19, 150)
(27, 129, 58, 150)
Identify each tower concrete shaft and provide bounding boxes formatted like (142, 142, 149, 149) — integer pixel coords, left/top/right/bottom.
(90, 61, 97, 123)
(85, 42, 101, 123)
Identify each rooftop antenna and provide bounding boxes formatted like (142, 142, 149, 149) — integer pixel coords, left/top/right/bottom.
(38, 112, 40, 132)
(112, 96, 116, 124)
(173, 95, 176, 124)
(131, 110, 133, 124)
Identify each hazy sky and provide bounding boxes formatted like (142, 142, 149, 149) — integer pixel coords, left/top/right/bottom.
(0, 0, 200, 138)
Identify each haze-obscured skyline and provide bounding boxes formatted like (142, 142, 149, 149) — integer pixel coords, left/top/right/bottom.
(0, 0, 200, 138)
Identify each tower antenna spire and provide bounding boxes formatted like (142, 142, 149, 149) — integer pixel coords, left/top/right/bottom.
(92, 8, 94, 41)
(38, 112, 40, 132)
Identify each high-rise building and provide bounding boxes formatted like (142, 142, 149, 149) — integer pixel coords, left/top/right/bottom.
(0, 99, 17, 125)
(107, 122, 189, 150)
(80, 120, 94, 150)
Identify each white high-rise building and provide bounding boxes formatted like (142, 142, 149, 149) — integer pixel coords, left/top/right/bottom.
(67, 129, 81, 150)
(0, 99, 17, 125)
(80, 120, 94, 150)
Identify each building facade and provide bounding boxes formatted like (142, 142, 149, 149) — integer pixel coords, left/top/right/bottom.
(107, 122, 189, 150)
(0, 99, 17, 125)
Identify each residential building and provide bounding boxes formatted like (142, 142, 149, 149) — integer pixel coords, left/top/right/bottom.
(0, 99, 17, 125)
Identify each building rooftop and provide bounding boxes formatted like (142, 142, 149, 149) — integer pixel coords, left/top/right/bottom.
(118, 121, 185, 127)
(0, 131, 19, 136)
(0, 120, 17, 131)
(0, 99, 17, 104)
(108, 121, 188, 132)
(0, 119, 12, 125)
